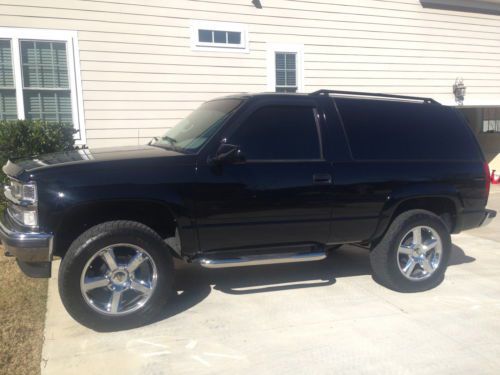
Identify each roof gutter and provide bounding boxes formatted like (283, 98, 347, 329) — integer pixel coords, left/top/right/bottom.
(420, 0, 500, 15)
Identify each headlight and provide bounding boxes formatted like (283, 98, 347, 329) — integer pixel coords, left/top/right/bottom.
(4, 179, 38, 227)
(8, 180, 37, 203)
(7, 204, 38, 227)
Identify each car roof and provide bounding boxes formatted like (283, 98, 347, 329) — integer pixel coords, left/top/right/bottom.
(209, 91, 440, 105)
(209, 92, 312, 101)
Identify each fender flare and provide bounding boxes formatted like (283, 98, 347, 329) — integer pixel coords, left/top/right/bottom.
(51, 197, 198, 258)
(371, 183, 464, 240)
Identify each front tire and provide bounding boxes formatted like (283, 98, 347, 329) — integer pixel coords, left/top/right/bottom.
(370, 210, 451, 292)
(58, 221, 174, 330)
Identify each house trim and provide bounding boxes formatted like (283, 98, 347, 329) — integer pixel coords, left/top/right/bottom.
(266, 43, 304, 93)
(190, 20, 249, 53)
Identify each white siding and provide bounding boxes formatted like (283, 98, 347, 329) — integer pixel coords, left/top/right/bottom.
(0, 0, 499, 146)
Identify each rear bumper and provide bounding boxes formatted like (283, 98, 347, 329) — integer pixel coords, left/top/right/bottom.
(0, 212, 53, 278)
(480, 209, 496, 227)
(455, 208, 497, 233)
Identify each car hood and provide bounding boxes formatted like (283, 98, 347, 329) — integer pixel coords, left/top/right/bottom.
(3, 145, 188, 180)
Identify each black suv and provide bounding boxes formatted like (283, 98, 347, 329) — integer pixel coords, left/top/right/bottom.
(1, 90, 496, 330)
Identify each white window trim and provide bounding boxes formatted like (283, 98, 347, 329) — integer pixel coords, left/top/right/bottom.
(0, 27, 86, 145)
(190, 20, 249, 53)
(266, 43, 304, 93)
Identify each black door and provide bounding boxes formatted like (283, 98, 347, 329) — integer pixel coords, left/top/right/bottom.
(194, 101, 334, 252)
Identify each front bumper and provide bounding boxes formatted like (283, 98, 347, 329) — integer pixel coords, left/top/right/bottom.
(0, 212, 53, 278)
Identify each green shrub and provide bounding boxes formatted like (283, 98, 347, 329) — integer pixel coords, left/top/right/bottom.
(0, 119, 76, 176)
(0, 120, 75, 211)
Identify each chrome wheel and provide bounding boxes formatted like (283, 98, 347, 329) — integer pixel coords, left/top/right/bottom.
(397, 226, 442, 281)
(80, 243, 158, 315)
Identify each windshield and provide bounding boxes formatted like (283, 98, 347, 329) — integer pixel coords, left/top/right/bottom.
(153, 99, 242, 153)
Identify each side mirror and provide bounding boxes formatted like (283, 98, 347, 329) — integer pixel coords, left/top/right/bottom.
(208, 143, 245, 165)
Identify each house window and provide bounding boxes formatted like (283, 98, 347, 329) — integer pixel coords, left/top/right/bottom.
(482, 107, 500, 133)
(21, 41, 72, 123)
(191, 21, 248, 52)
(267, 44, 304, 93)
(0, 27, 85, 144)
(275, 52, 297, 93)
(198, 30, 241, 45)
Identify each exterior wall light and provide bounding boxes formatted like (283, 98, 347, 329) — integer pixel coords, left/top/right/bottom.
(453, 78, 466, 105)
(252, 0, 262, 9)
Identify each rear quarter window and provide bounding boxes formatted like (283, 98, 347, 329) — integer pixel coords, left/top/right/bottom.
(335, 98, 481, 161)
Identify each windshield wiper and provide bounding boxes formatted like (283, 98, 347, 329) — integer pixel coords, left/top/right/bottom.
(148, 136, 159, 145)
(149, 135, 185, 153)
(162, 135, 177, 145)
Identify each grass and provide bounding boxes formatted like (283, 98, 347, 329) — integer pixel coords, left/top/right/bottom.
(0, 248, 48, 375)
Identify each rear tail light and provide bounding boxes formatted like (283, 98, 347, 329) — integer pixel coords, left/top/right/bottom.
(484, 161, 491, 198)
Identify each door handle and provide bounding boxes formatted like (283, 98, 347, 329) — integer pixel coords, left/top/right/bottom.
(313, 173, 333, 185)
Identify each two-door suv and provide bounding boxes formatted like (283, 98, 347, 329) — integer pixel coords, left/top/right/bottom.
(1, 90, 496, 330)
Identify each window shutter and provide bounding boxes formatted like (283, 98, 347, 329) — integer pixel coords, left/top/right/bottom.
(0, 39, 17, 120)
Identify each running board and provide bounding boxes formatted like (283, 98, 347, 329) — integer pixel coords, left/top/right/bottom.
(194, 250, 327, 269)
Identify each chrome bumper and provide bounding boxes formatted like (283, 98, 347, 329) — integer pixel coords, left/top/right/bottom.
(0, 212, 53, 277)
(480, 209, 497, 227)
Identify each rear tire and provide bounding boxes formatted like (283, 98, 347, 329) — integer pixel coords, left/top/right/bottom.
(370, 209, 451, 292)
(58, 221, 174, 331)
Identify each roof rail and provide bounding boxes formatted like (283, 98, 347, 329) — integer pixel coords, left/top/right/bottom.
(309, 89, 439, 104)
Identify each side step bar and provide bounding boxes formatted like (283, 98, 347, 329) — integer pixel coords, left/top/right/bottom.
(194, 250, 327, 269)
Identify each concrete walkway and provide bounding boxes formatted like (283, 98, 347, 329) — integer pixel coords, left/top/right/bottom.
(41, 192, 500, 375)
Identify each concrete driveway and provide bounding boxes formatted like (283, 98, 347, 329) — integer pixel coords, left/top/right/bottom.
(41, 189, 500, 375)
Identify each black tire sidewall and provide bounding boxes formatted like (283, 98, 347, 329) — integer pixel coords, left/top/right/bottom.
(59, 222, 174, 330)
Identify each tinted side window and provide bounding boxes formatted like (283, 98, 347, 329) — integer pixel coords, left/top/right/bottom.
(231, 105, 321, 160)
(335, 98, 480, 160)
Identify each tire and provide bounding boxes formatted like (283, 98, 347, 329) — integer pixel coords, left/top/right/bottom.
(58, 220, 174, 331)
(370, 209, 451, 292)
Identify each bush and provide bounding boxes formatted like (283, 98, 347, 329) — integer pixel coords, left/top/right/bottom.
(0, 119, 76, 179)
(0, 120, 75, 212)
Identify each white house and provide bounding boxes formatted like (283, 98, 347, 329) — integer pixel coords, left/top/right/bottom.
(0, 0, 499, 167)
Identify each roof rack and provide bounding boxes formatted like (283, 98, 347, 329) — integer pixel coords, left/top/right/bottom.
(309, 89, 439, 104)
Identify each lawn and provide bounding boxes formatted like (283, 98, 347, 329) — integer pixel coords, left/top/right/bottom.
(0, 248, 48, 375)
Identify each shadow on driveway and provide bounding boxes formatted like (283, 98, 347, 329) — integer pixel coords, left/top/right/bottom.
(150, 243, 475, 326)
